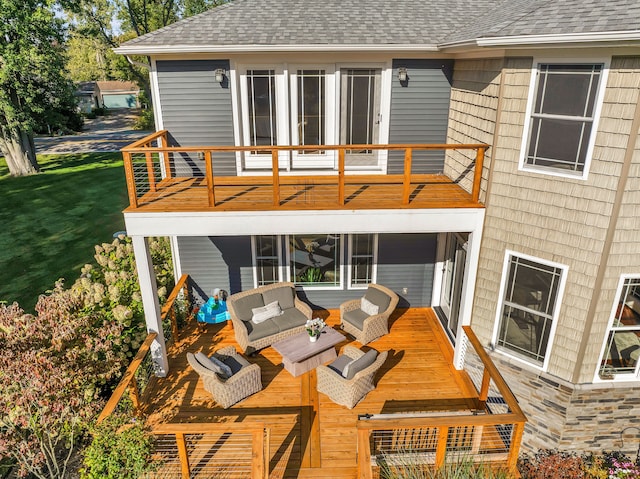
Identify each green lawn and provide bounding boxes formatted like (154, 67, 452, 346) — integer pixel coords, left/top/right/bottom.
(0, 153, 128, 312)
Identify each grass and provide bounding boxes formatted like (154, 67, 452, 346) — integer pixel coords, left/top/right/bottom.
(0, 153, 128, 312)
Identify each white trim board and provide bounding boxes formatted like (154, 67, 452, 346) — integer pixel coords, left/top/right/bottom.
(124, 208, 485, 237)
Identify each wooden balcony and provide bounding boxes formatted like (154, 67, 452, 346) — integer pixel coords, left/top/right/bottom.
(121, 131, 488, 213)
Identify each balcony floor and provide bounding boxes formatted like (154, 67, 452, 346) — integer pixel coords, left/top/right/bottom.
(142, 308, 480, 478)
(126, 175, 482, 213)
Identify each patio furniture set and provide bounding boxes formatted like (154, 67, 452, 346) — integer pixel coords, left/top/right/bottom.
(188, 282, 399, 409)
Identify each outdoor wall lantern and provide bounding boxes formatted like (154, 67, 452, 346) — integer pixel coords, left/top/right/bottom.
(397, 67, 408, 84)
(214, 68, 226, 84)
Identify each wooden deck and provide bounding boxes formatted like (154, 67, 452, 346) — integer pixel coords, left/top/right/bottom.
(126, 175, 481, 213)
(142, 308, 480, 478)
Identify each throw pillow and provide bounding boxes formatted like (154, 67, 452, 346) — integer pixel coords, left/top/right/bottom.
(341, 358, 359, 378)
(195, 352, 232, 378)
(344, 349, 378, 380)
(251, 300, 283, 324)
(361, 297, 379, 316)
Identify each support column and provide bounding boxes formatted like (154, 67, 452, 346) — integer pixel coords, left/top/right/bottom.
(453, 211, 485, 370)
(132, 235, 169, 377)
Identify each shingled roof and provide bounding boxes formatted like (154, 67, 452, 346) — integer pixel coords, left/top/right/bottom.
(117, 0, 640, 53)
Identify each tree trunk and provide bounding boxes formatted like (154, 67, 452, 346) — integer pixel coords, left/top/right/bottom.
(0, 127, 39, 176)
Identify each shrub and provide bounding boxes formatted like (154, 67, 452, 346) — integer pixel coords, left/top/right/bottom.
(518, 450, 585, 479)
(134, 108, 155, 130)
(80, 413, 159, 479)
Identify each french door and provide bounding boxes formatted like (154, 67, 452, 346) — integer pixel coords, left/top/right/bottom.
(440, 233, 467, 340)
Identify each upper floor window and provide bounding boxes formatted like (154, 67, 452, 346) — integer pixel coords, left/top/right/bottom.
(252, 235, 282, 287)
(494, 252, 566, 368)
(521, 63, 606, 178)
(296, 69, 325, 148)
(246, 70, 278, 150)
(598, 277, 640, 381)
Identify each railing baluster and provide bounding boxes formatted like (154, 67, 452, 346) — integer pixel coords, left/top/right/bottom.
(127, 376, 141, 415)
(175, 432, 191, 479)
(472, 146, 485, 203)
(338, 148, 345, 206)
(272, 150, 280, 206)
(205, 150, 215, 207)
(252, 428, 266, 479)
(435, 426, 449, 468)
(122, 151, 138, 209)
(479, 368, 490, 408)
(402, 148, 413, 205)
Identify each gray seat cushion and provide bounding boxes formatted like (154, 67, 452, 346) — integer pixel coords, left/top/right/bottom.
(246, 317, 280, 341)
(262, 286, 295, 310)
(327, 354, 355, 376)
(344, 349, 378, 380)
(222, 354, 250, 375)
(365, 287, 391, 312)
(342, 308, 370, 331)
(276, 308, 308, 331)
(233, 292, 265, 321)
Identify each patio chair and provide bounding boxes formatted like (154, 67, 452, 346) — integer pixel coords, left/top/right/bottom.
(186, 346, 262, 409)
(316, 346, 388, 409)
(340, 284, 399, 345)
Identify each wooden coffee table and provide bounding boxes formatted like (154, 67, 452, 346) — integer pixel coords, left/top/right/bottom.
(272, 327, 344, 377)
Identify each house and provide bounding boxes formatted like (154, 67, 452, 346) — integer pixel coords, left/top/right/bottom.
(74, 81, 100, 113)
(115, 0, 640, 457)
(96, 80, 140, 109)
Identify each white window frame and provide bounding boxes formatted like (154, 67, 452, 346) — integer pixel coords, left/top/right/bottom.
(594, 274, 640, 383)
(251, 235, 283, 288)
(289, 65, 336, 168)
(518, 58, 609, 180)
(238, 65, 290, 170)
(286, 233, 344, 290)
(491, 250, 568, 371)
(347, 233, 378, 289)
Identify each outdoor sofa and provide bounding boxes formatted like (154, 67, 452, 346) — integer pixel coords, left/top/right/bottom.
(227, 282, 313, 354)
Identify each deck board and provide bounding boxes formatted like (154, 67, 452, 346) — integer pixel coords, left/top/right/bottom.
(142, 308, 480, 478)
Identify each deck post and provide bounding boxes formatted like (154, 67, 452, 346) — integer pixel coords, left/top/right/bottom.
(402, 148, 413, 205)
(176, 433, 191, 479)
(205, 150, 215, 207)
(508, 422, 525, 473)
(251, 428, 266, 479)
(471, 147, 485, 203)
(338, 148, 345, 206)
(356, 426, 372, 479)
(435, 426, 448, 468)
(122, 151, 138, 208)
(478, 368, 491, 407)
(127, 376, 141, 414)
(131, 236, 169, 376)
(272, 150, 280, 206)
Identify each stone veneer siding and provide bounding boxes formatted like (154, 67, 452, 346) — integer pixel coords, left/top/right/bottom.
(492, 354, 640, 455)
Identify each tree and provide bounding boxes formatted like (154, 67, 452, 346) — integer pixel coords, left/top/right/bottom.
(0, 290, 124, 478)
(0, 0, 82, 176)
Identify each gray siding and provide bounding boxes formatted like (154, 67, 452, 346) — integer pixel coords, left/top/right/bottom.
(388, 59, 454, 174)
(156, 60, 236, 176)
(177, 233, 436, 309)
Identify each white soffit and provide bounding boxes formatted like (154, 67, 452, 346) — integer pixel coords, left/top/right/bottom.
(124, 208, 486, 236)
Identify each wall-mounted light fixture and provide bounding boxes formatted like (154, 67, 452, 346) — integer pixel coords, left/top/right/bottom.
(214, 68, 225, 83)
(397, 67, 408, 83)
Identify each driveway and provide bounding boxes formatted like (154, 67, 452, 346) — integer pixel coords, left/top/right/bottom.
(34, 109, 153, 154)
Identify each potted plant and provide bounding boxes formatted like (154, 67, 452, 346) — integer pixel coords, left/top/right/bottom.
(305, 317, 326, 342)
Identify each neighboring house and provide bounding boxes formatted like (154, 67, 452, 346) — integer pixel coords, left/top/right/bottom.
(75, 81, 100, 113)
(116, 0, 640, 455)
(96, 80, 140, 108)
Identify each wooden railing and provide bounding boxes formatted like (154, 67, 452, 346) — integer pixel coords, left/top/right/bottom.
(150, 423, 269, 479)
(97, 275, 192, 423)
(97, 331, 157, 423)
(355, 326, 526, 478)
(121, 130, 488, 210)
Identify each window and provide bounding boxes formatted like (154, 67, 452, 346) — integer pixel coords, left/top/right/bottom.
(246, 70, 278, 150)
(598, 277, 640, 380)
(252, 235, 281, 287)
(296, 70, 325, 148)
(522, 63, 604, 177)
(340, 68, 381, 160)
(289, 234, 341, 288)
(349, 234, 377, 288)
(495, 253, 566, 367)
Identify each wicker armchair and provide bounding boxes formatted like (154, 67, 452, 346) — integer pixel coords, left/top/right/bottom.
(316, 346, 388, 409)
(186, 346, 262, 409)
(340, 284, 399, 345)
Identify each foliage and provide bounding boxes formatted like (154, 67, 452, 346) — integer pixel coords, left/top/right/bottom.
(0, 291, 124, 478)
(66, 34, 121, 82)
(518, 450, 640, 479)
(80, 413, 159, 479)
(0, 0, 82, 175)
(0, 153, 126, 311)
(298, 267, 324, 283)
(378, 454, 514, 478)
(134, 108, 156, 130)
(72, 235, 173, 361)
